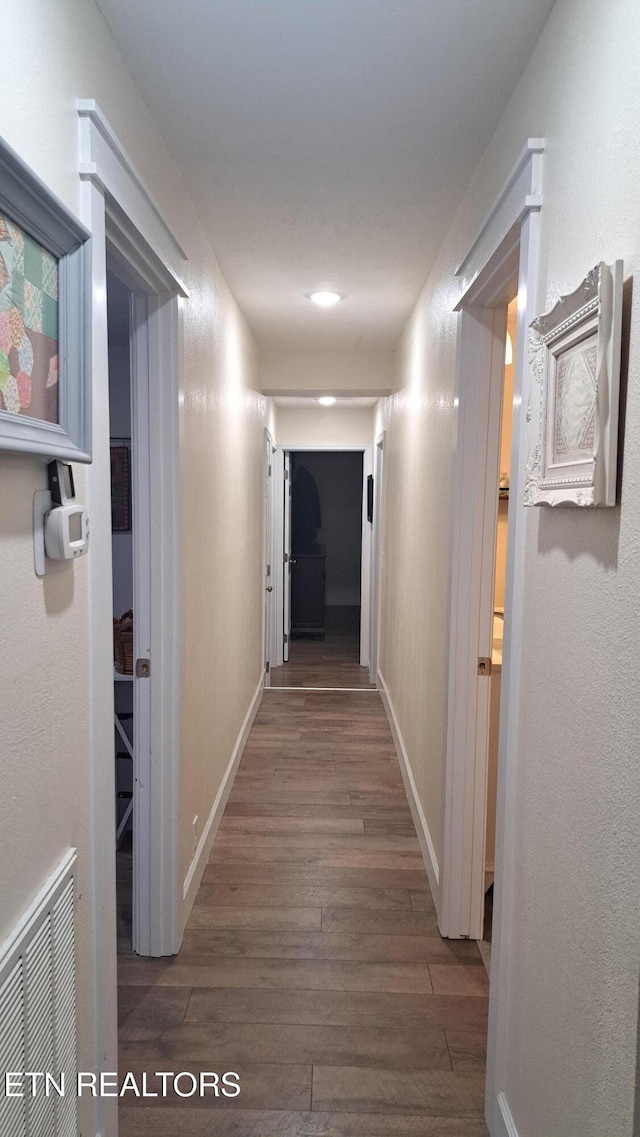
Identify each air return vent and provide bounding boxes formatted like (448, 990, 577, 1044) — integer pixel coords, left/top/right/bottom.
(0, 850, 78, 1137)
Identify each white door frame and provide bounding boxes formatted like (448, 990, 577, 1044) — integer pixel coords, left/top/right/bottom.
(369, 432, 385, 683)
(282, 450, 292, 663)
(272, 444, 373, 673)
(79, 100, 186, 972)
(263, 429, 275, 683)
(440, 139, 544, 1134)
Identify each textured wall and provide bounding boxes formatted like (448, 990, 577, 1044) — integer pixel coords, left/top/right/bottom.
(275, 405, 375, 446)
(0, 7, 264, 1136)
(380, 1, 640, 1133)
(260, 349, 393, 394)
(378, 273, 458, 874)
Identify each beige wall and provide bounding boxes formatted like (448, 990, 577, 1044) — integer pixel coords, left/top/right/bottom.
(274, 404, 375, 447)
(260, 349, 393, 395)
(0, 5, 264, 1134)
(379, 1, 640, 1133)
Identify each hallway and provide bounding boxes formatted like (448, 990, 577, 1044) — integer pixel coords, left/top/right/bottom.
(118, 690, 489, 1134)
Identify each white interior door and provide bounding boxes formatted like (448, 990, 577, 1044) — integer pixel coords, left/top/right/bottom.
(283, 451, 292, 662)
(264, 431, 274, 684)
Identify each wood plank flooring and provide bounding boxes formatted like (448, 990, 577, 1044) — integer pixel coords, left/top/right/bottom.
(119, 689, 489, 1135)
(269, 605, 375, 688)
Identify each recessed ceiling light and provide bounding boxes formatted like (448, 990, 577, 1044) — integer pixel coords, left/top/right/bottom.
(308, 291, 342, 307)
(318, 396, 337, 406)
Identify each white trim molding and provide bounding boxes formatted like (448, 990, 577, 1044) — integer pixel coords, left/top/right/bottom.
(378, 670, 440, 907)
(78, 99, 188, 295)
(183, 678, 264, 912)
(271, 444, 373, 679)
(455, 139, 543, 293)
(493, 1093, 521, 1137)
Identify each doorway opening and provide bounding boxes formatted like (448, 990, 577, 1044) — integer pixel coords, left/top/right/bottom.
(108, 270, 136, 954)
(271, 449, 375, 690)
(480, 296, 517, 971)
(103, 239, 182, 960)
(438, 139, 542, 1133)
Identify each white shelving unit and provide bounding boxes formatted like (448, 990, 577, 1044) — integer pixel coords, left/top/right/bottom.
(114, 672, 134, 842)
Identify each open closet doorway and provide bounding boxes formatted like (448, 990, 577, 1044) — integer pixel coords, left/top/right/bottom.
(103, 245, 181, 959)
(108, 271, 136, 954)
(271, 448, 375, 690)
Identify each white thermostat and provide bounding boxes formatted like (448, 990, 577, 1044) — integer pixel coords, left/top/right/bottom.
(33, 460, 90, 577)
(44, 503, 90, 560)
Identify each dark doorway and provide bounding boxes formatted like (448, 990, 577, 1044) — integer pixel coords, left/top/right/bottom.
(272, 450, 374, 689)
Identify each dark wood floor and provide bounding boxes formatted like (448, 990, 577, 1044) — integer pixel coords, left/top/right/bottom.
(118, 690, 489, 1135)
(269, 606, 376, 689)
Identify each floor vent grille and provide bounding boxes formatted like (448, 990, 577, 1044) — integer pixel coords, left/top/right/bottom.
(0, 850, 78, 1137)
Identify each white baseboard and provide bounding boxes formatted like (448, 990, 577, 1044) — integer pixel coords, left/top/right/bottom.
(486, 1092, 519, 1137)
(495, 1091, 520, 1137)
(377, 669, 440, 908)
(182, 676, 263, 913)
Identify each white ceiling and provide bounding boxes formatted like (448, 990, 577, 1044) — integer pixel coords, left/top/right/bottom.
(97, 0, 554, 351)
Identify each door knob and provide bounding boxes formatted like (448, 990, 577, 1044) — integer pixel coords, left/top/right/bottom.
(266, 586, 273, 592)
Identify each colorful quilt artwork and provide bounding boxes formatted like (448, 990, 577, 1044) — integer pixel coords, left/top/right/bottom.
(0, 210, 59, 423)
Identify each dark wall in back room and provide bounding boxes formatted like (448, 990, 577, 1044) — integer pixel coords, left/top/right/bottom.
(292, 451, 363, 607)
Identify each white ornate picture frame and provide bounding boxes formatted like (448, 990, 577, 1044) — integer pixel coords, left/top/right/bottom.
(525, 260, 623, 507)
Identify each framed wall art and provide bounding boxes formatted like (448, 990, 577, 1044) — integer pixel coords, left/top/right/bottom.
(524, 260, 623, 507)
(0, 133, 92, 461)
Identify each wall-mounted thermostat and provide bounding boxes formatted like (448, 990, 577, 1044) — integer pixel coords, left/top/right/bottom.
(33, 460, 90, 577)
(44, 503, 90, 560)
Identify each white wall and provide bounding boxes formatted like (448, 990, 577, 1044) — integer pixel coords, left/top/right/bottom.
(260, 349, 393, 394)
(379, 2, 640, 1134)
(293, 451, 363, 606)
(0, 6, 264, 1136)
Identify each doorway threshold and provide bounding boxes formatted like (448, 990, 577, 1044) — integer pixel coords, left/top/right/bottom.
(266, 686, 379, 693)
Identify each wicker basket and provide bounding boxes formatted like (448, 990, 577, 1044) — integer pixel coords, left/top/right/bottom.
(114, 610, 134, 674)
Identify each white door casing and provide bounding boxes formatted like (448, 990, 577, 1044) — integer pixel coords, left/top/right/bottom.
(369, 432, 385, 684)
(441, 139, 544, 1136)
(263, 430, 274, 683)
(79, 102, 185, 989)
(275, 445, 373, 676)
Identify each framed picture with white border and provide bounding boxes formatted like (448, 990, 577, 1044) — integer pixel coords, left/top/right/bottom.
(0, 133, 92, 462)
(525, 260, 623, 507)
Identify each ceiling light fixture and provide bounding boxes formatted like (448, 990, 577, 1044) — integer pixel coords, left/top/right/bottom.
(318, 396, 337, 406)
(308, 291, 342, 307)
